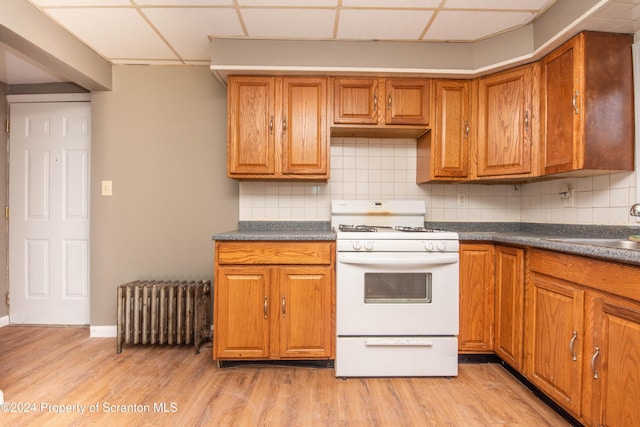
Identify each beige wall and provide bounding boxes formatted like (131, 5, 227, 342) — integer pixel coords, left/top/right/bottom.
(0, 82, 7, 319)
(90, 65, 238, 326)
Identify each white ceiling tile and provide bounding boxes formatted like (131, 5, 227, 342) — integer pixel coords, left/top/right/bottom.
(143, 8, 244, 61)
(443, 0, 555, 10)
(31, 0, 129, 5)
(238, 0, 337, 5)
(338, 9, 434, 40)
(43, 8, 178, 60)
(425, 10, 534, 41)
(595, 1, 636, 19)
(241, 8, 336, 38)
(342, 0, 441, 7)
(135, 0, 234, 5)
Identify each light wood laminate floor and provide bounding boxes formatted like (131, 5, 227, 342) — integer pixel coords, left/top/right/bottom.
(0, 326, 570, 426)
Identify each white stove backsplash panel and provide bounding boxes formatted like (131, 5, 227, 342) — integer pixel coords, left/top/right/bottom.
(237, 137, 636, 225)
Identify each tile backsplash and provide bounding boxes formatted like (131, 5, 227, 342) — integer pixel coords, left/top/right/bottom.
(239, 137, 638, 225)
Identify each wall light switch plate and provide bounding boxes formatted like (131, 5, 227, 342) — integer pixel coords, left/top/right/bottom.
(101, 180, 112, 196)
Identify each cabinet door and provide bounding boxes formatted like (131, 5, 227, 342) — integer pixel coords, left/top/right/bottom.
(494, 246, 524, 371)
(333, 78, 379, 125)
(526, 272, 585, 418)
(281, 77, 328, 176)
(432, 80, 470, 178)
(459, 244, 494, 353)
(278, 266, 333, 358)
(385, 79, 430, 125)
(590, 295, 640, 427)
(227, 76, 276, 176)
(541, 36, 581, 175)
(214, 266, 271, 359)
(477, 65, 534, 177)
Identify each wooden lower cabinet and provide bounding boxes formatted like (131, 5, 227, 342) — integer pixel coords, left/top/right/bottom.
(524, 271, 585, 419)
(586, 292, 640, 427)
(494, 245, 525, 371)
(459, 243, 494, 353)
(528, 248, 640, 425)
(213, 241, 335, 361)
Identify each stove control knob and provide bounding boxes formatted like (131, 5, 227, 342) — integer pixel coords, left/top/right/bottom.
(424, 241, 435, 252)
(364, 240, 374, 251)
(352, 240, 362, 250)
(437, 241, 447, 251)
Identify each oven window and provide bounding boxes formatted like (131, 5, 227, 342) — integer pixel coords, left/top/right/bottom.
(364, 273, 432, 303)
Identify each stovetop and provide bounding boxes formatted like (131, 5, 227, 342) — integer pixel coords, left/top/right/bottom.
(338, 224, 446, 233)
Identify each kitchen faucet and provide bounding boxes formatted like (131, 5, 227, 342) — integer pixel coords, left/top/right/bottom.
(630, 203, 640, 216)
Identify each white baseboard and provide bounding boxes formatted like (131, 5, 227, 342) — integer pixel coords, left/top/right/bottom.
(90, 325, 117, 338)
(0, 316, 8, 327)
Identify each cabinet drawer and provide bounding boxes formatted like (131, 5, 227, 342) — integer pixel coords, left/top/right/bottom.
(216, 241, 334, 265)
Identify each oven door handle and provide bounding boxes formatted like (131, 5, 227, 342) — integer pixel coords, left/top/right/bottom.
(338, 253, 459, 266)
(365, 338, 434, 347)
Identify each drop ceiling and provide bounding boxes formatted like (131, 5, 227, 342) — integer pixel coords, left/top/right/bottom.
(1, 0, 640, 86)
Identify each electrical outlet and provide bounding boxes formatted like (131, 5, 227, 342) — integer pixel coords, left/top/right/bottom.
(101, 180, 112, 196)
(457, 192, 467, 206)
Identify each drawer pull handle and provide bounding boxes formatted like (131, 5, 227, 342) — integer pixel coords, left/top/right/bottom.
(569, 330, 578, 361)
(572, 91, 579, 114)
(263, 296, 268, 319)
(373, 94, 378, 112)
(591, 346, 600, 379)
(524, 110, 529, 130)
(388, 94, 392, 109)
(464, 120, 469, 138)
(281, 296, 286, 318)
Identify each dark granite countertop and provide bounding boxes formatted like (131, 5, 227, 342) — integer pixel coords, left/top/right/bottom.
(212, 221, 640, 266)
(432, 222, 640, 266)
(212, 221, 335, 241)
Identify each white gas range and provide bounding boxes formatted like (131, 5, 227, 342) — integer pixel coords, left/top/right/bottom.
(331, 200, 460, 377)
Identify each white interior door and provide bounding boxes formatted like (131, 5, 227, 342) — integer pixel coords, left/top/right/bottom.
(9, 101, 90, 325)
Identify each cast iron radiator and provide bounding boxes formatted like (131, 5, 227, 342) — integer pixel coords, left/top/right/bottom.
(116, 280, 210, 354)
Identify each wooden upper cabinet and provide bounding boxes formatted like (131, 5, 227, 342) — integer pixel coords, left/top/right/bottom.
(227, 76, 276, 176)
(332, 78, 379, 125)
(227, 75, 329, 180)
(476, 64, 538, 178)
(540, 31, 634, 176)
(281, 77, 328, 176)
(385, 79, 431, 125)
(332, 77, 430, 137)
(430, 79, 470, 180)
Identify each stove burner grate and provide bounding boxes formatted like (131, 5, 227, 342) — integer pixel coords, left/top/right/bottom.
(338, 224, 378, 232)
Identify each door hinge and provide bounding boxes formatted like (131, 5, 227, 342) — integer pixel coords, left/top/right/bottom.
(4, 206, 8, 220)
(5, 120, 8, 133)
(5, 292, 9, 307)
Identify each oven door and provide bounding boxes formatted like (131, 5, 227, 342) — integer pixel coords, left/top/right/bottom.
(336, 251, 459, 336)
